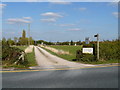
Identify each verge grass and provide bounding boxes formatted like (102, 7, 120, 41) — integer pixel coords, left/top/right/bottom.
(26, 48, 37, 67)
(17, 46, 37, 67)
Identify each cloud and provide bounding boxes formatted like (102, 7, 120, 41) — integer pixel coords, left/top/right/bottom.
(108, 2, 118, 7)
(41, 12, 63, 18)
(40, 12, 64, 23)
(50, 2, 71, 5)
(23, 17, 32, 20)
(48, 0, 71, 4)
(112, 12, 120, 18)
(7, 17, 32, 24)
(79, 7, 87, 11)
(67, 28, 81, 31)
(0, 4, 7, 16)
(40, 18, 56, 22)
(26, 0, 41, 2)
(59, 24, 75, 27)
(0, 4, 7, 9)
(2, 0, 120, 2)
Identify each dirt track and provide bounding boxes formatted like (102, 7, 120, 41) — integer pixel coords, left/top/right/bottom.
(34, 46, 94, 69)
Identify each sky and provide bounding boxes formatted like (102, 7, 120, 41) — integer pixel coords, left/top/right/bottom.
(1, 1, 119, 42)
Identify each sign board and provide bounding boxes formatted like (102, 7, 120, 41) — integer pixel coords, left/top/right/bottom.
(82, 48, 93, 54)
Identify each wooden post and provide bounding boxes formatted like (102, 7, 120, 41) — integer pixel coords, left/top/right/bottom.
(94, 34, 99, 60)
(97, 34, 99, 60)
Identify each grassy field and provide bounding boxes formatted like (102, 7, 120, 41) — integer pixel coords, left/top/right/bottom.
(13, 46, 27, 51)
(43, 45, 119, 64)
(43, 45, 82, 61)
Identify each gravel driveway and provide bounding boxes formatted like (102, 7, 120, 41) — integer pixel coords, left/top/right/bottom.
(34, 46, 94, 69)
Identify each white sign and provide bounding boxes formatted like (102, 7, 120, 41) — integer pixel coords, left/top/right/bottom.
(82, 48, 93, 54)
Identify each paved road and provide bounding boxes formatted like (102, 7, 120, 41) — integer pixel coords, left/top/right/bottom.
(2, 66, 119, 88)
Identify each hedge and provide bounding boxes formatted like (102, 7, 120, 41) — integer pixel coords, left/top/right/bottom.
(99, 40, 120, 61)
(77, 40, 120, 62)
(2, 45, 28, 66)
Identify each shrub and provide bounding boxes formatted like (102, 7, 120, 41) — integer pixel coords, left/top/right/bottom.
(2, 45, 28, 66)
(81, 54, 95, 62)
(99, 40, 120, 61)
(77, 40, 120, 62)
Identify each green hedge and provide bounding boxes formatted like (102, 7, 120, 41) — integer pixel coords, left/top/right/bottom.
(77, 40, 120, 62)
(99, 40, 120, 61)
(80, 54, 95, 62)
(2, 45, 28, 66)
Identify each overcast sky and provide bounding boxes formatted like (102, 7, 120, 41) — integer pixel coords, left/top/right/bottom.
(1, 2, 119, 42)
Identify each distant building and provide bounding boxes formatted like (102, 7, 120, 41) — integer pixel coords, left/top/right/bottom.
(74, 43, 77, 46)
(85, 37, 90, 44)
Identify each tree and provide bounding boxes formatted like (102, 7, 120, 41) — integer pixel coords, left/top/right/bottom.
(70, 40, 74, 45)
(14, 37, 18, 45)
(29, 37, 34, 45)
(76, 40, 81, 45)
(2, 37, 7, 45)
(7, 38, 14, 46)
(22, 30, 26, 38)
(19, 30, 28, 45)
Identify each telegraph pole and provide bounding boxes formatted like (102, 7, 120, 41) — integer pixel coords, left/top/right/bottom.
(94, 34, 99, 60)
(28, 24, 30, 46)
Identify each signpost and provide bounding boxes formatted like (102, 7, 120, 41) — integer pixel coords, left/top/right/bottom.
(76, 34, 99, 61)
(94, 34, 99, 60)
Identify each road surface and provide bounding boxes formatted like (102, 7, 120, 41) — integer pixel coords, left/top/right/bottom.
(2, 46, 119, 88)
(2, 66, 119, 88)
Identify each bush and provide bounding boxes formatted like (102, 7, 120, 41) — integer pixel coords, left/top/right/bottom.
(2, 45, 28, 66)
(99, 40, 120, 61)
(81, 54, 95, 62)
(77, 44, 96, 62)
(77, 40, 120, 62)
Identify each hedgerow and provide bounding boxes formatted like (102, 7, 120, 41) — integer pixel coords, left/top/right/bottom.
(2, 45, 28, 66)
(99, 40, 120, 61)
(79, 40, 120, 62)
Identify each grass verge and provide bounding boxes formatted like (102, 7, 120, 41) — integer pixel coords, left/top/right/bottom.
(15, 46, 37, 67)
(76, 59, 119, 64)
(26, 48, 37, 67)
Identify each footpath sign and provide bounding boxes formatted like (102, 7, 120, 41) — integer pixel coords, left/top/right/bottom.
(82, 48, 93, 54)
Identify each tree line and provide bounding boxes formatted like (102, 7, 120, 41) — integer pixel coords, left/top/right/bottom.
(2, 30, 34, 46)
(2, 29, 119, 47)
(35, 40, 83, 45)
